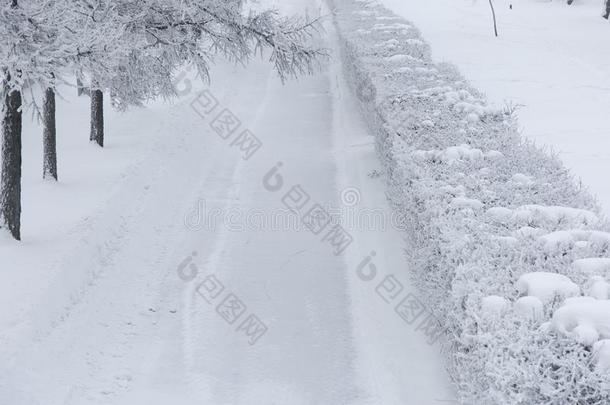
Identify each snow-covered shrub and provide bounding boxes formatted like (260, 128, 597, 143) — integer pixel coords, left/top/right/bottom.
(330, 0, 610, 402)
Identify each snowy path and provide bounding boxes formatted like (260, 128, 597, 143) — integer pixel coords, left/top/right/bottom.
(0, 1, 455, 404)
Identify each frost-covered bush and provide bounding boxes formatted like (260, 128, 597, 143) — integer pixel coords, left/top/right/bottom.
(330, 0, 610, 402)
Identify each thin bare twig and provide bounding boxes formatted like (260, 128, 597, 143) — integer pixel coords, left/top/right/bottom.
(489, 0, 498, 37)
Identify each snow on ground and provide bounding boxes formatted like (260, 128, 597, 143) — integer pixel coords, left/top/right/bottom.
(332, 0, 610, 401)
(380, 0, 610, 217)
(0, 0, 456, 403)
(326, 20, 454, 403)
(0, 79, 173, 343)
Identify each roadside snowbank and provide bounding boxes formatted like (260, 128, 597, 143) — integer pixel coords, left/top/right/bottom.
(331, 0, 610, 402)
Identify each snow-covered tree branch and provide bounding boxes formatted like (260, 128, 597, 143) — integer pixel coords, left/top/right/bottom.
(0, 0, 326, 240)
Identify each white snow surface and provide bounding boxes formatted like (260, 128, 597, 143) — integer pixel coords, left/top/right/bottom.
(412, 144, 501, 164)
(552, 297, 610, 345)
(7, 0, 610, 403)
(593, 339, 610, 373)
(516, 272, 580, 303)
(486, 205, 598, 227)
(587, 276, 610, 300)
(332, 0, 610, 402)
(574, 257, 610, 277)
(381, 0, 610, 218)
(0, 0, 456, 403)
(513, 296, 544, 322)
(480, 295, 510, 318)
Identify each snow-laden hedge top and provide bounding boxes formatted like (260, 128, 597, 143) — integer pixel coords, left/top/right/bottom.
(331, 0, 610, 403)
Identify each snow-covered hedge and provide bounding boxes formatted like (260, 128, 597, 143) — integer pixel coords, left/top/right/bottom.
(330, 0, 610, 403)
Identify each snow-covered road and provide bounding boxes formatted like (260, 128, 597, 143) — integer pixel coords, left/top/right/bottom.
(0, 0, 455, 403)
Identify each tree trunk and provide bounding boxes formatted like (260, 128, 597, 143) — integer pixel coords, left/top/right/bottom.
(0, 87, 22, 240)
(43, 87, 57, 180)
(90, 89, 104, 147)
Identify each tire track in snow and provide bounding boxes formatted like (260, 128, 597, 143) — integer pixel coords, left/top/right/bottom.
(326, 11, 457, 404)
(181, 62, 276, 393)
